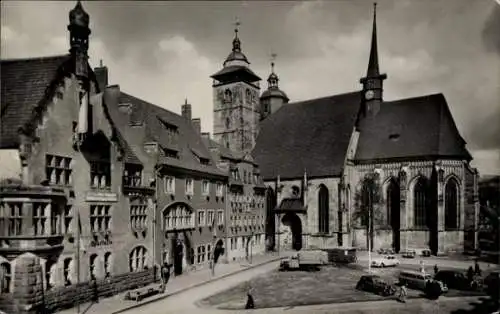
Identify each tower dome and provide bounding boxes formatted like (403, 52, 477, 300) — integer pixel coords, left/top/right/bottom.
(260, 57, 289, 121)
(223, 23, 250, 67)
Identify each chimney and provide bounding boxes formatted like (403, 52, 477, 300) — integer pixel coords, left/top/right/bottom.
(201, 132, 210, 141)
(181, 99, 192, 121)
(94, 59, 109, 92)
(192, 118, 201, 134)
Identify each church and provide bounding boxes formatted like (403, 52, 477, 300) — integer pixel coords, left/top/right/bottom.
(211, 3, 480, 256)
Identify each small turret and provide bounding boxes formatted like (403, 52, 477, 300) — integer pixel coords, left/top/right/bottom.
(260, 53, 289, 121)
(68, 0, 91, 79)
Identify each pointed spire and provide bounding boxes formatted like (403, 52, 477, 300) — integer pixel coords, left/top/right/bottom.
(366, 2, 380, 78)
(232, 17, 242, 52)
(267, 53, 279, 88)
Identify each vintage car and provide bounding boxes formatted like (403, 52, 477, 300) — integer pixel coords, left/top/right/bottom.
(400, 249, 416, 258)
(356, 275, 396, 296)
(377, 248, 395, 255)
(279, 250, 328, 271)
(434, 270, 482, 291)
(399, 270, 448, 293)
(371, 255, 400, 268)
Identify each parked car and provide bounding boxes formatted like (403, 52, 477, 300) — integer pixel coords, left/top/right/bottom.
(420, 249, 432, 257)
(484, 271, 499, 298)
(434, 270, 482, 291)
(279, 250, 327, 271)
(378, 248, 395, 255)
(399, 270, 448, 293)
(356, 275, 396, 296)
(323, 247, 357, 264)
(401, 249, 416, 258)
(371, 255, 400, 268)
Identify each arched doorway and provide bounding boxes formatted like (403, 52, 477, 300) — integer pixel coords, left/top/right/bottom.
(387, 179, 401, 253)
(266, 188, 277, 251)
(281, 213, 303, 251)
(171, 238, 184, 275)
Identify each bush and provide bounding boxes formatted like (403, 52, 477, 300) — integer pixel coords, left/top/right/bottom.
(425, 281, 442, 300)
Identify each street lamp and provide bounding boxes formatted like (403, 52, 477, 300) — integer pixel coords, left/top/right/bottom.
(250, 231, 255, 264)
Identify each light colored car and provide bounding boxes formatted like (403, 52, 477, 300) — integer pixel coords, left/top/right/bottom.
(371, 255, 400, 267)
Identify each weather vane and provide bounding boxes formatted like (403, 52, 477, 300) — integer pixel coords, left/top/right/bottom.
(270, 53, 277, 72)
(234, 17, 241, 34)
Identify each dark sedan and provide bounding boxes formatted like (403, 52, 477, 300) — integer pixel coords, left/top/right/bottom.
(356, 275, 396, 296)
(434, 270, 481, 291)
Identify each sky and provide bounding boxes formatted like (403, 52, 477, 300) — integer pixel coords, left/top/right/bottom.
(1, 0, 499, 175)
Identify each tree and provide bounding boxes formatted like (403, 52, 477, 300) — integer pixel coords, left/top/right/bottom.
(353, 172, 385, 251)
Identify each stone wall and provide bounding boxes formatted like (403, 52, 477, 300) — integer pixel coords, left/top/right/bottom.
(43, 268, 154, 313)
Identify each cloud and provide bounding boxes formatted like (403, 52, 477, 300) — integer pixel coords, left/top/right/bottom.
(1, 0, 499, 175)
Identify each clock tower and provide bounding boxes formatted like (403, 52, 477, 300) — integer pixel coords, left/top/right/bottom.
(211, 20, 261, 154)
(360, 3, 387, 118)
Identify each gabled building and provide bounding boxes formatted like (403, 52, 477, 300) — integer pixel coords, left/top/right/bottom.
(0, 2, 228, 312)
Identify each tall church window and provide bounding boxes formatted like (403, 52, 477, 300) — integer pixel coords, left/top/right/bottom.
(245, 89, 251, 103)
(413, 177, 427, 228)
(318, 185, 329, 234)
(445, 178, 460, 230)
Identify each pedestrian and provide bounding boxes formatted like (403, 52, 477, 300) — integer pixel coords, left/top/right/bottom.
(419, 260, 425, 274)
(164, 263, 172, 284)
(474, 260, 481, 276)
(467, 266, 474, 283)
(245, 288, 255, 309)
(398, 283, 407, 303)
(434, 264, 439, 275)
(90, 275, 99, 303)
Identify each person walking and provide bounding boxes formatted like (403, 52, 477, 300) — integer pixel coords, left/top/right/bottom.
(474, 260, 482, 276)
(398, 283, 407, 303)
(245, 288, 255, 309)
(434, 264, 439, 275)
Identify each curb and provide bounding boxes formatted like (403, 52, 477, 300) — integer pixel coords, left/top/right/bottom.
(111, 256, 282, 314)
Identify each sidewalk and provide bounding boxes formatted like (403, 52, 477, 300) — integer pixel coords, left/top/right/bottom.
(56, 253, 282, 314)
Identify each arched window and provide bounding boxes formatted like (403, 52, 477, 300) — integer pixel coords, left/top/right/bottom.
(386, 179, 400, 226)
(129, 246, 148, 272)
(89, 254, 97, 280)
(445, 178, 460, 230)
(163, 204, 194, 230)
(0, 262, 11, 293)
(318, 185, 329, 234)
(63, 258, 72, 286)
(104, 252, 112, 278)
(224, 89, 232, 103)
(413, 177, 427, 228)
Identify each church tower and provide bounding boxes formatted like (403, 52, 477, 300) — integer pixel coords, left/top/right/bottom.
(260, 54, 289, 121)
(360, 3, 387, 118)
(68, 0, 92, 146)
(211, 20, 261, 154)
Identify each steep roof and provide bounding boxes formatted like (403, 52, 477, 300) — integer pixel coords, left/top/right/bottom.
(253, 92, 362, 180)
(203, 137, 244, 161)
(105, 89, 226, 177)
(354, 93, 472, 162)
(1, 55, 71, 148)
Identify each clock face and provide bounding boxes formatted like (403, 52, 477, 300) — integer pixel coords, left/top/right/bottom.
(365, 90, 375, 100)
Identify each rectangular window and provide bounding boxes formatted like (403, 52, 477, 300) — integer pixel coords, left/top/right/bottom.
(199, 157, 210, 165)
(217, 210, 224, 226)
(216, 183, 224, 197)
(164, 176, 175, 194)
(185, 178, 194, 195)
(89, 254, 97, 280)
(0, 203, 23, 236)
(207, 210, 215, 227)
(45, 155, 73, 185)
(202, 180, 209, 196)
(33, 203, 47, 236)
(207, 244, 212, 261)
(197, 210, 205, 226)
(130, 201, 148, 230)
(90, 205, 112, 233)
(90, 161, 111, 189)
(163, 148, 179, 159)
(63, 205, 73, 234)
(123, 164, 142, 187)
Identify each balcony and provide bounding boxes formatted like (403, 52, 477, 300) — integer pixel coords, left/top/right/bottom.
(0, 183, 66, 260)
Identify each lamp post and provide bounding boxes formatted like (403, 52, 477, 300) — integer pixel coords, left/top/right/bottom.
(368, 185, 372, 274)
(250, 231, 254, 264)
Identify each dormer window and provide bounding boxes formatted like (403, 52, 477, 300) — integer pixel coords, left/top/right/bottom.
(199, 157, 210, 166)
(163, 148, 179, 159)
